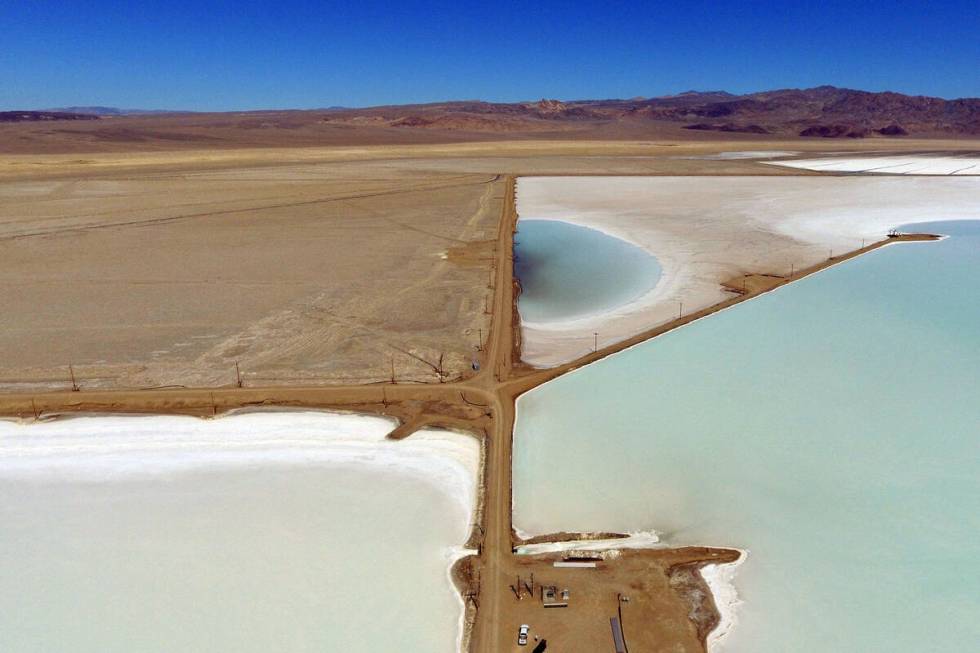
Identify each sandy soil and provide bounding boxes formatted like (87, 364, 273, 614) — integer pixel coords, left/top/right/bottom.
(2, 137, 973, 180)
(456, 547, 739, 653)
(0, 163, 501, 390)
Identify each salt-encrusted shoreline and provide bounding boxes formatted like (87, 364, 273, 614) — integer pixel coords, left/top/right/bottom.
(700, 552, 747, 652)
(765, 154, 980, 175)
(514, 530, 663, 555)
(0, 411, 479, 512)
(679, 150, 799, 160)
(518, 214, 679, 365)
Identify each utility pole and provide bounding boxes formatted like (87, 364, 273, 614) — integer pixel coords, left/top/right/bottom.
(436, 353, 446, 383)
(618, 593, 631, 653)
(474, 523, 485, 555)
(69, 363, 79, 392)
(678, 302, 683, 319)
(593, 332, 598, 352)
(235, 361, 243, 388)
(31, 398, 40, 420)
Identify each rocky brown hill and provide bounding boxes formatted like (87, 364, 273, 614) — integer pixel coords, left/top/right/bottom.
(3, 86, 977, 154)
(321, 86, 980, 137)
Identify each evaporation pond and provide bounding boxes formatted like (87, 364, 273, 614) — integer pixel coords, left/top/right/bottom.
(0, 414, 473, 653)
(514, 219, 661, 323)
(514, 220, 980, 653)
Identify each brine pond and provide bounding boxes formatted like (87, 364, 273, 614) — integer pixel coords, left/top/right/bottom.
(515, 219, 661, 323)
(514, 221, 980, 652)
(0, 412, 477, 653)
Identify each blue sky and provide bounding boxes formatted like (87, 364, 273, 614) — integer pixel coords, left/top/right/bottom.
(2, 0, 978, 110)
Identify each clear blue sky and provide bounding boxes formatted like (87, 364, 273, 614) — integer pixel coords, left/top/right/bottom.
(2, 0, 978, 111)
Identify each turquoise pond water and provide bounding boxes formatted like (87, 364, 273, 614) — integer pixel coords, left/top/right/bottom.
(514, 219, 661, 323)
(514, 221, 980, 652)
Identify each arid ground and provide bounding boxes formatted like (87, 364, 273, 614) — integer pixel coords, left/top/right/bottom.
(1, 116, 977, 652)
(0, 156, 502, 390)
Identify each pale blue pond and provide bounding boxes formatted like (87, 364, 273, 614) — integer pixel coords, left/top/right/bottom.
(514, 221, 980, 652)
(514, 219, 661, 323)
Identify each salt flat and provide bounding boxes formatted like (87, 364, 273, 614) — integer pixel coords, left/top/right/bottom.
(766, 154, 980, 175)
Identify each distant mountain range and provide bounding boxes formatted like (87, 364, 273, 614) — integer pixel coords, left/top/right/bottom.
(4, 86, 978, 139)
(316, 86, 980, 137)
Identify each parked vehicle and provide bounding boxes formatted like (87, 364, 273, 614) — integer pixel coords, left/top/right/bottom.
(518, 624, 529, 646)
